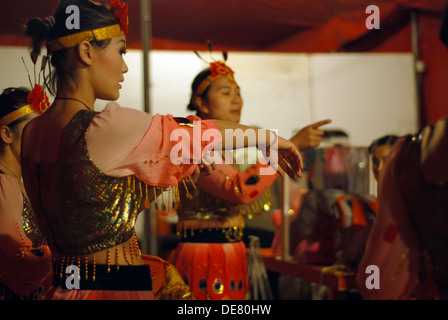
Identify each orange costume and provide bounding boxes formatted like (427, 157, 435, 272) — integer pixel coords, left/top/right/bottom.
(171, 157, 278, 300)
(169, 58, 279, 300)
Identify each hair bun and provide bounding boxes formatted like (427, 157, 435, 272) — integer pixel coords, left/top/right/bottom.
(25, 17, 50, 59)
(187, 101, 197, 112)
(45, 16, 56, 29)
(25, 17, 49, 37)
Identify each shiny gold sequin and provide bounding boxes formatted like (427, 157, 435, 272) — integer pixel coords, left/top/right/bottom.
(22, 195, 46, 247)
(23, 111, 151, 256)
(46, 25, 124, 52)
(212, 278, 224, 294)
(0, 105, 34, 127)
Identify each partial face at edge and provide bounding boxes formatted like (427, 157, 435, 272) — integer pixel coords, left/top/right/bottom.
(90, 35, 128, 101)
(371, 144, 393, 181)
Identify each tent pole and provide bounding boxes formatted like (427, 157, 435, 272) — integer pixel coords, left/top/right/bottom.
(281, 176, 291, 261)
(141, 0, 151, 114)
(140, 0, 157, 256)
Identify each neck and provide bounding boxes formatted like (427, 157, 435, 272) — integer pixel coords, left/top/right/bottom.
(197, 112, 211, 120)
(0, 149, 21, 181)
(56, 82, 96, 110)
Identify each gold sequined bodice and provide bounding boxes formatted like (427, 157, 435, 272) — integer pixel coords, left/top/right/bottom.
(0, 170, 46, 247)
(177, 184, 240, 222)
(175, 183, 245, 242)
(22, 194, 46, 247)
(22, 110, 149, 256)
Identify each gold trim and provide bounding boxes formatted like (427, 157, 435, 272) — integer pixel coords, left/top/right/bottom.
(195, 75, 214, 97)
(46, 24, 125, 52)
(194, 73, 235, 98)
(0, 105, 34, 128)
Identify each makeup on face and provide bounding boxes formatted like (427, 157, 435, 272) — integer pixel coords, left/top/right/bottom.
(94, 36, 128, 101)
(203, 76, 243, 123)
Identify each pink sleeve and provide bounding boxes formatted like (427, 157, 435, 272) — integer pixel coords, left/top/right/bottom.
(196, 162, 278, 205)
(86, 102, 219, 187)
(0, 175, 52, 296)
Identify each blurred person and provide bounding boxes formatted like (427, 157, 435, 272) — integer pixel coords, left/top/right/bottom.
(368, 135, 399, 181)
(0, 86, 52, 300)
(357, 11, 448, 295)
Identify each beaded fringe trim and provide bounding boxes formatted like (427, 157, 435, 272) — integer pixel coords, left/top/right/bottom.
(56, 234, 142, 282)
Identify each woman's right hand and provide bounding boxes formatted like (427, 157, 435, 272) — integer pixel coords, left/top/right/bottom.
(264, 136, 303, 179)
(189, 162, 217, 184)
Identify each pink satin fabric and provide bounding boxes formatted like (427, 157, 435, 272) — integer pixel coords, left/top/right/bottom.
(0, 174, 52, 297)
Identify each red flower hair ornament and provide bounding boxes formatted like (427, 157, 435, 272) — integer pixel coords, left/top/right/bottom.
(193, 61, 236, 98)
(209, 61, 234, 79)
(27, 84, 50, 114)
(109, 0, 129, 34)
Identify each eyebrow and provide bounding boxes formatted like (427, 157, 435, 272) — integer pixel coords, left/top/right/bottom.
(217, 85, 240, 90)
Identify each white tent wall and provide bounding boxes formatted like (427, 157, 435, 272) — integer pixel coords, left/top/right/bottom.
(0, 48, 417, 142)
(0, 46, 417, 253)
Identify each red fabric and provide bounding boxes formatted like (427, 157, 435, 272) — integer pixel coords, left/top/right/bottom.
(418, 13, 448, 126)
(1, 0, 447, 127)
(350, 197, 368, 227)
(109, 0, 128, 34)
(207, 243, 226, 300)
(2, 1, 445, 52)
(196, 162, 278, 205)
(171, 242, 248, 300)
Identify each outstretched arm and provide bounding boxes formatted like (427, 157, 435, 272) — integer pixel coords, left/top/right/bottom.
(211, 120, 303, 179)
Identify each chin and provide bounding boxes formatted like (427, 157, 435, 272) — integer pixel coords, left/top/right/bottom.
(99, 92, 120, 101)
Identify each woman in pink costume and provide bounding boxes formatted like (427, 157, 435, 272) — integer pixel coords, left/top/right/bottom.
(21, 0, 303, 300)
(0, 87, 52, 300)
(357, 12, 448, 299)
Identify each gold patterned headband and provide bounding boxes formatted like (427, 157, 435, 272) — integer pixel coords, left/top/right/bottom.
(0, 105, 35, 128)
(45, 24, 125, 52)
(0, 84, 50, 128)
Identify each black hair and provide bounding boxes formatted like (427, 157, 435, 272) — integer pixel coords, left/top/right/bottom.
(187, 68, 212, 112)
(322, 129, 349, 140)
(368, 135, 399, 154)
(0, 87, 32, 132)
(25, 0, 119, 95)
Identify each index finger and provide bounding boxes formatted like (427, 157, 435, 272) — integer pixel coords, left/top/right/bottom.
(311, 119, 332, 129)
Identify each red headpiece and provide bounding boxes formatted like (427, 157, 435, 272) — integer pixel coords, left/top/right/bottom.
(193, 45, 235, 98)
(194, 61, 235, 98)
(109, 0, 129, 34)
(27, 84, 50, 114)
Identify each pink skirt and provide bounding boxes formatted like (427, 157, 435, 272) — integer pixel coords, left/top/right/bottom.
(45, 287, 155, 300)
